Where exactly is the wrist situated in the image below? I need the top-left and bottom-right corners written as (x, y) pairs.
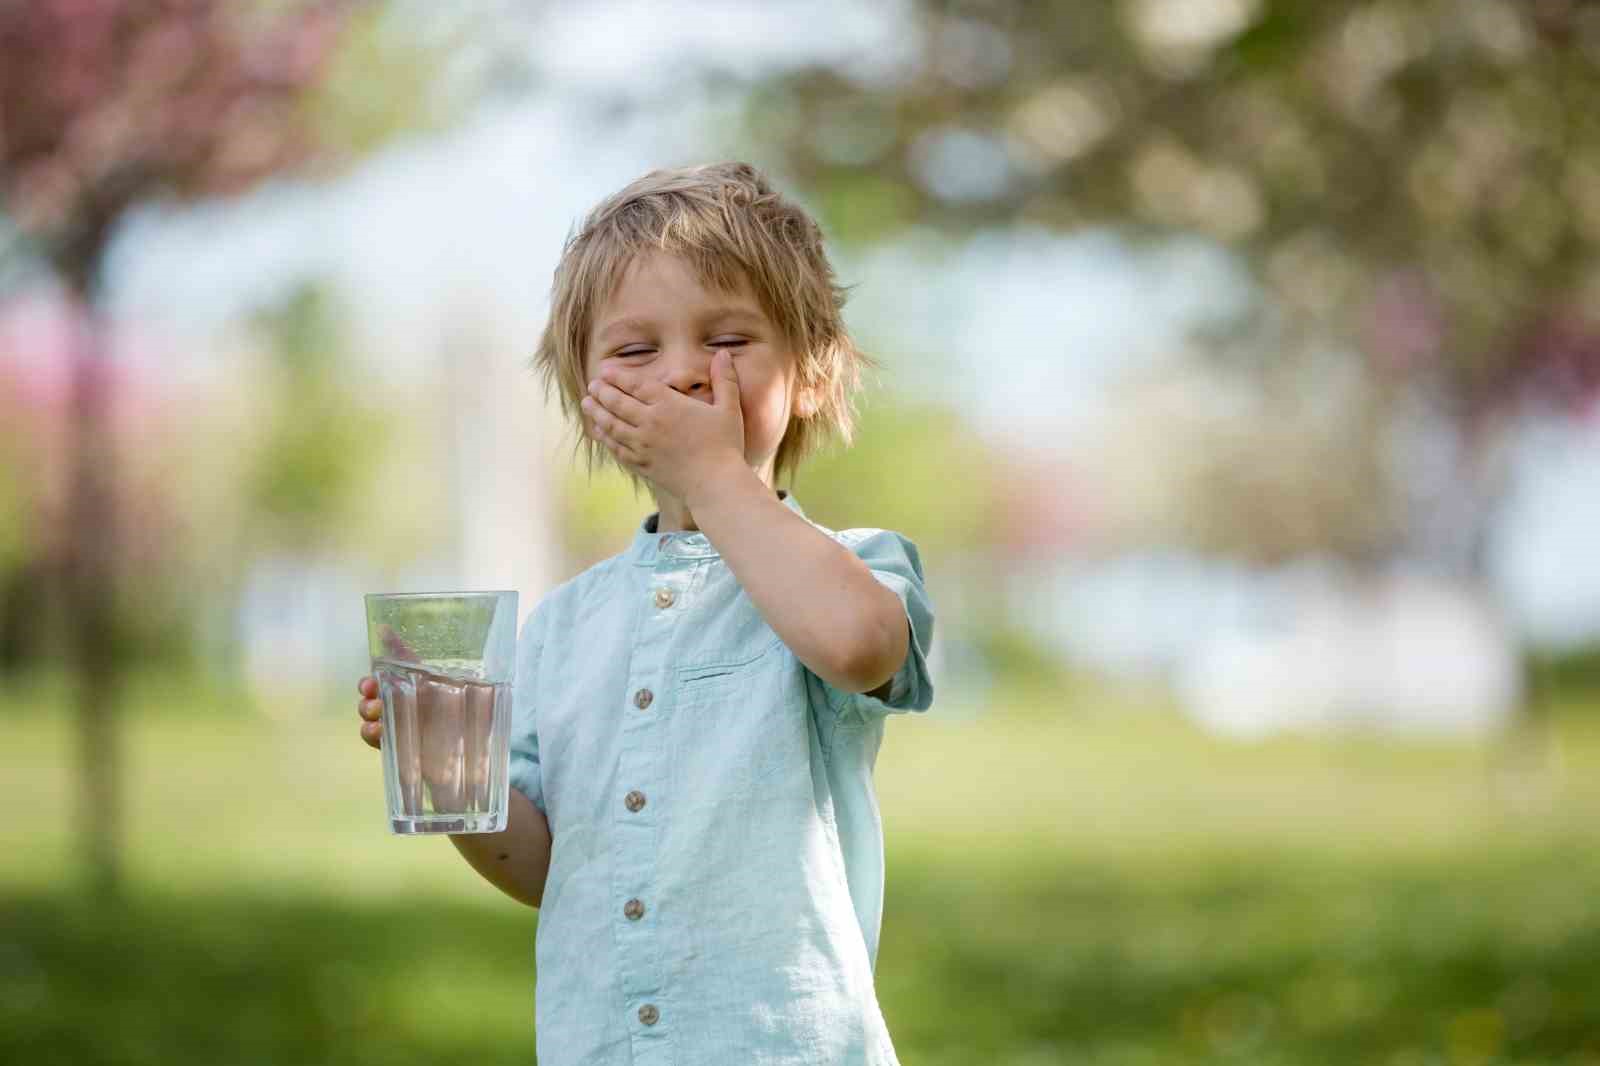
top-left (683, 454), bottom-right (763, 516)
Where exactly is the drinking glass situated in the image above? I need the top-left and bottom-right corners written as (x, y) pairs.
top-left (364, 590), bottom-right (517, 834)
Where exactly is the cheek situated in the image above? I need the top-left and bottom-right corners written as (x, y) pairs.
top-left (743, 386), bottom-right (789, 427)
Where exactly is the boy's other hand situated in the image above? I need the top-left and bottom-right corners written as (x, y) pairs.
top-left (356, 676), bottom-right (383, 749)
top-left (582, 351), bottom-right (746, 505)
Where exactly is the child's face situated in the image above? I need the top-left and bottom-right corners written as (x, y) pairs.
top-left (584, 250), bottom-right (813, 490)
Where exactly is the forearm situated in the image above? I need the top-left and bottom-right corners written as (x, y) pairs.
top-left (688, 462), bottom-right (905, 693)
top-left (448, 786), bottom-right (552, 909)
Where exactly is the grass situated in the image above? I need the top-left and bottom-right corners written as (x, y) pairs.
top-left (7, 674), bottom-right (1600, 1064)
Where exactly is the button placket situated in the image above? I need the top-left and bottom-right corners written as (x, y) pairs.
top-left (611, 564), bottom-right (680, 1023)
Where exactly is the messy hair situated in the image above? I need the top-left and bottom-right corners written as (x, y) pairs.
top-left (530, 160), bottom-right (877, 498)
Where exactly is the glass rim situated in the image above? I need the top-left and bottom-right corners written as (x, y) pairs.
top-left (364, 590), bottom-right (517, 602)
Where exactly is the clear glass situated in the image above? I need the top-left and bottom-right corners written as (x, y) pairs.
top-left (364, 590), bottom-right (518, 834)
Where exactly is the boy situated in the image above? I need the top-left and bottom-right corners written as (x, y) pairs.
top-left (356, 161), bottom-right (935, 1064)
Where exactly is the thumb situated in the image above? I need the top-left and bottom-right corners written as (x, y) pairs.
top-left (713, 349), bottom-right (739, 409)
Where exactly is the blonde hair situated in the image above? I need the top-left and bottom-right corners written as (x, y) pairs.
top-left (530, 160), bottom-right (877, 497)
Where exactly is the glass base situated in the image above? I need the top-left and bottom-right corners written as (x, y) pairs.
top-left (390, 812), bottom-right (506, 835)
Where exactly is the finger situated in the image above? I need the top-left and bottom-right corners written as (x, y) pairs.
top-left (358, 676), bottom-right (376, 698)
top-left (359, 697), bottom-right (383, 722)
top-left (588, 379), bottom-right (649, 423)
top-left (580, 396), bottom-right (607, 435)
top-left (602, 433), bottom-right (645, 468)
top-left (361, 721), bottom-right (382, 749)
top-left (597, 427), bottom-right (646, 471)
top-left (601, 368), bottom-right (661, 403)
top-left (582, 394), bottom-right (640, 439)
top-left (712, 348), bottom-right (739, 409)
top-left (584, 408), bottom-right (614, 448)
top-left (585, 399), bottom-right (642, 450)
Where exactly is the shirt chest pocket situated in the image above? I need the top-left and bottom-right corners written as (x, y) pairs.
top-left (670, 636), bottom-right (805, 795)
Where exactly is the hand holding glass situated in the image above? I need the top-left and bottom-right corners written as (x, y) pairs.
top-left (363, 591), bottom-right (517, 834)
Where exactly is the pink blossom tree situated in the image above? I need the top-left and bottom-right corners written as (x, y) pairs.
top-left (0, 0), bottom-right (367, 897)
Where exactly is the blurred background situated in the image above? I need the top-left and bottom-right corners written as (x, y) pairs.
top-left (5, 1), bottom-right (1600, 1063)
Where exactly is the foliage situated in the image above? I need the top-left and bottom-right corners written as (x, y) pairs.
top-left (1530, 645), bottom-right (1600, 704)
top-left (792, 396), bottom-right (997, 556)
top-left (755, 0), bottom-right (1600, 413)
top-left (0, 0), bottom-right (361, 290)
top-left (750, 0), bottom-right (1600, 573)
top-left (241, 281), bottom-right (388, 556)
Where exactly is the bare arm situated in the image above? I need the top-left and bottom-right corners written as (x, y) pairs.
top-left (687, 461), bottom-right (909, 696)
top-left (448, 786), bottom-right (552, 909)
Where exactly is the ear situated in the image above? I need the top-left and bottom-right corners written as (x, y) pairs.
top-left (794, 385), bottom-right (819, 420)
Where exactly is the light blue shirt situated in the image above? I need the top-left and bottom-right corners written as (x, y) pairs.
top-left (509, 489), bottom-right (935, 1065)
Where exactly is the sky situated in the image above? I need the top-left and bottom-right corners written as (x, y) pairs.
top-left (92, 0), bottom-right (1600, 656)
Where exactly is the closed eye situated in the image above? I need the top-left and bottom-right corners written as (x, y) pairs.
top-left (611, 339), bottom-right (746, 358)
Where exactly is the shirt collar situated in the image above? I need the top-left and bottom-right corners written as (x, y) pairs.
top-left (629, 488), bottom-right (806, 566)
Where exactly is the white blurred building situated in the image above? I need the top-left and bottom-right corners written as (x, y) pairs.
top-left (1174, 569), bottom-right (1521, 738)
top-left (1015, 553), bottom-right (1524, 737)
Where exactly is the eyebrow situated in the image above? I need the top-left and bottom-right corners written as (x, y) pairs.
top-left (594, 306), bottom-right (766, 344)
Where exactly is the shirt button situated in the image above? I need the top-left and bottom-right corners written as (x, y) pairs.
top-left (623, 898), bottom-right (645, 920)
top-left (638, 1004), bottom-right (659, 1026)
top-left (653, 587), bottom-right (675, 609)
top-left (624, 790), bottom-right (646, 812)
top-left (633, 687), bottom-right (653, 710)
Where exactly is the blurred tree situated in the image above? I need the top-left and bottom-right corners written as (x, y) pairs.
top-left (751, 0), bottom-right (1600, 710)
top-left (0, 0), bottom-right (483, 899)
top-left (794, 395), bottom-right (995, 559)
top-left (757, 1), bottom-right (1600, 401)
top-left (1095, 344), bottom-right (1402, 567)
top-left (242, 281), bottom-right (386, 556)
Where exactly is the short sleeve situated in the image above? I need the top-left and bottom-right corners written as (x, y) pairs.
top-left (821, 528), bottom-right (936, 723)
top-left (508, 603), bottom-right (547, 815)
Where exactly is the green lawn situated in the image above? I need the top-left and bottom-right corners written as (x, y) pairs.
top-left (7, 677), bottom-right (1600, 1064)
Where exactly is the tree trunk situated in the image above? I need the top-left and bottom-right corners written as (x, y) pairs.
top-left (1458, 415), bottom-right (1551, 782)
top-left (65, 306), bottom-right (122, 900)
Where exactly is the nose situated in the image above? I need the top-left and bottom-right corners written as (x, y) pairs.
top-left (659, 348), bottom-right (714, 403)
